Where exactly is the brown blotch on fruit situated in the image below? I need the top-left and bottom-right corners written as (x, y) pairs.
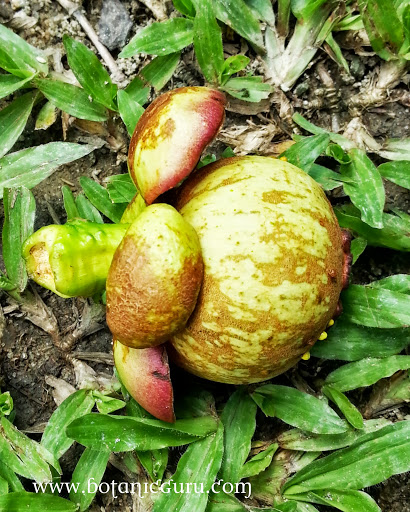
top-left (170, 156), bottom-right (346, 384)
top-left (106, 204), bottom-right (203, 349)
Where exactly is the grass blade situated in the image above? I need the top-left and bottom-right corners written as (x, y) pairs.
top-left (0, 24), bottom-right (48, 78)
top-left (0, 92), bottom-right (36, 159)
top-left (66, 414), bottom-right (218, 451)
top-left (174, 386), bottom-right (215, 419)
top-left (79, 176), bottom-right (126, 223)
top-left (307, 164), bottom-right (344, 190)
top-left (41, 389), bottom-right (95, 459)
top-left (36, 79), bottom-right (108, 121)
top-left (245, 0), bottom-right (276, 25)
top-left (119, 18), bottom-right (194, 57)
top-left (0, 417), bottom-right (53, 484)
top-left (173, 0), bottom-right (196, 17)
top-left (292, 113), bottom-right (354, 149)
top-left (369, 274), bottom-right (410, 293)
top-left (0, 74), bottom-right (34, 100)
top-left (69, 447), bottom-right (110, 511)
top-left (311, 317), bottom-right (409, 361)
top-left (358, 0), bottom-right (404, 59)
top-left (291, 0), bottom-right (328, 19)
top-left (2, 187), bottom-right (35, 292)
top-left (240, 442), bottom-right (278, 479)
top-left (0, 493), bottom-right (77, 511)
top-left (62, 185), bottom-right (80, 221)
top-left (0, 273), bottom-right (15, 291)
top-left (193, 0), bottom-right (224, 84)
top-left (92, 391), bottom-right (125, 415)
top-left (140, 52), bottom-right (180, 91)
top-left (214, 0), bottom-right (264, 52)
top-left (0, 461), bottom-right (24, 492)
top-left (75, 193), bottom-right (104, 223)
top-left (341, 149), bottom-right (385, 229)
top-left (335, 204), bottom-right (410, 251)
top-left (220, 76), bottom-right (273, 102)
top-left (379, 137), bottom-right (410, 160)
top-left (350, 237), bottom-right (367, 264)
top-left (282, 134), bottom-right (330, 171)
top-left (334, 13), bottom-right (364, 31)
top-left (365, 370), bottom-right (410, 416)
top-left (283, 421), bottom-right (410, 493)
top-left (221, 55), bottom-right (250, 85)
top-left (0, 474), bottom-right (8, 494)
top-left (278, 419), bottom-right (390, 452)
top-left (322, 385), bottom-right (364, 429)
top-left (106, 173), bottom-right (138, 203)
top-left (219, 388), bottom-right (257, 484)
top-left (378, 160), bottom-right (410, 189)
top-left (117, 89), bottom-right (144, 136)
top-left (153, 422), bottom-right (224, 512)
top-left (126, 397), bottom-right (169, 482)
top-left (324, 32), bottom-right (350, 73)
top-left (125, 76), bottom-right (150, 104)
top-left (294, 489), bottom-right (381, 512)
top-left (324, 355), bottom-right (410, 392)
top-left (137, 449), bottom-right (168, 482)
top-left (252, 385), bottom-right (348, 434)
top-left (342, 284), bottom-right (410, 328)
top-left (63, 35), bottom-right (117, 110)
top-left (0, 392), bottom-right (13, 417)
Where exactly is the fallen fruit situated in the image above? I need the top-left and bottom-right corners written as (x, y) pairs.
top-left (128, 86), bottom-right (226, 204)
top-left (113, 340), bottom-right (174, 422)
top-left (22, 86), bottom-right (351, 423)
top-left (169, 156), bottom-right (347, 384)
top-left (106, 203), bottom-right (203, 349)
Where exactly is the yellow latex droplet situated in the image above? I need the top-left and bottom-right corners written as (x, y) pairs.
top-left (301, 351), bottom-right (310, 360)
top-left (328, 319), bottom-right (335, 327)
top-left (279, 156), bottom-right (288, 161)
top-left (319, 331), bottom-right (328, 341)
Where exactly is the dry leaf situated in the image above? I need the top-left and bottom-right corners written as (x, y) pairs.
top-left (219, 120), bottom-right (280, 155)
top-left (45, 375), bottom-right (76, 406)
top-left (226, 97), bottom-right (271, 115)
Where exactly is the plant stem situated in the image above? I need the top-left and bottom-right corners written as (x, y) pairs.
top-left (316, 61), bottom-right (341, 133)
top-left (60, 299), bottom-right (106, 352)
top-left (348, 59), bottom-right (409, 113)
top-left (7, 287), bottom-right (60, 342)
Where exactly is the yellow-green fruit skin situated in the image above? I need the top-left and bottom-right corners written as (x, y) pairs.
top-left (106, 204), bottom-right (203, 349)
top-left (128, 86), bottom-right (226, 205)
top-left (170, 156), bottom-right (344, 384)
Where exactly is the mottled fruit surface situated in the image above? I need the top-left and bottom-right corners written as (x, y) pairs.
top-left (106, 204), bottom-right (203, 348)
top-left (113, 340), bottom-right (175, 422)
top-left (170, 156), bottom-right (344, 384)
top-left (128, 86), bottom-right (226, 204)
